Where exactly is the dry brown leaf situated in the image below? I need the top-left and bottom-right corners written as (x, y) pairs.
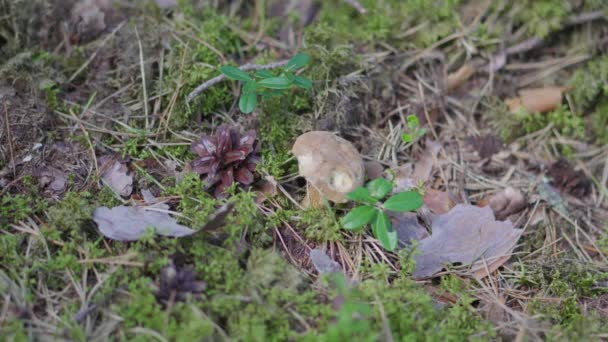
top-left (391, 212), bottom-right (429, 246)
top-left (99, 156), bottom-right (133, 197)
top-left (412, 140), bottom-right (441, 182)
top-left (254, 176), bottom-right (278, 204)
top-left (446, 64), bottom-right (475, 92)
top-left (423, 189), bottom-right (454, 214)
top-left (413, 204), bottom-right (522, 279)
top-left (505, 86), bottom-right (568, 113)
top-left (478, 187), bottom-right (526, 220)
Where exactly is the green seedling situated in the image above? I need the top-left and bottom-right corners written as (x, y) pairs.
top-left (220, 53), bottom-right (312, 113)
top-left (340, 178), bottom-right (423, 251)
top-left (401, 114), bottom-right (426, 143)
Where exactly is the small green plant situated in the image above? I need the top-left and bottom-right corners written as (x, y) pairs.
top-left (401, 114), bottom-right (426, 143)
top-left (340, 178), bottom-right (423, 251)
top-left (220, 53), bottom-right (312, 113)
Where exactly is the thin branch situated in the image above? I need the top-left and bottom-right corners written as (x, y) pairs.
top-left (343, 0), bottom-right (367, 14)
top-left (186, 60), bottom-right (289, 103)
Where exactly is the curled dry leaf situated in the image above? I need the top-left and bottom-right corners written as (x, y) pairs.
top-left (413, 204), bottom-right (522, 280)
top-left (99, 155), bottom-right (133, 197)
top-left (478, 187), bottom-right (527, 220)
top-left (505, 86), bottom-right (568, 113)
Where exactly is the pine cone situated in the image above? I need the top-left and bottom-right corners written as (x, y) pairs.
top-left (154, 261), bottom-right (206, 304)
top-left (190, 125), bottom-right (260, 197)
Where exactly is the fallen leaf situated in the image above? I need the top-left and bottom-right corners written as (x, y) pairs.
top-left (505, 86), bottom-right (568, 113)
top-left (547, 158), bottom-right (591, 198)
top-left (446, 64), bottom-right (475, 92)
top-left (254, 176), bottom-right (278, 204)
top-left (310, 249), bottom-right (342, 275)
top-left (93, 205), bottom-right (195, 241)
top-left (391, 212), bottom-right (429, 246)
top-left (93, 190), bottom-right (234, 241)
top-left (413, 204), bottom-right (522, 279)
top-left (35, 167), bottom-right (67, 192)
top-left (99, 156), bottom-right (133, 197)
top-left (423, 189), bottom-right (454, 214)
top-left (478, 187), bottom-right (526, 220)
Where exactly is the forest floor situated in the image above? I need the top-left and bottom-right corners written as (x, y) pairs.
top-left (1, 1), bottom-right (608, 341)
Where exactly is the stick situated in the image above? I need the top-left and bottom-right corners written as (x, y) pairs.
top-left (343, 0), bottom-right (367, 14)
top-left (186, 60), bottom-right (289, 103)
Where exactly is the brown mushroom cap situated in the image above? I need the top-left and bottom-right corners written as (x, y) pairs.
top-left (292, 131), bottom-right (365, 204)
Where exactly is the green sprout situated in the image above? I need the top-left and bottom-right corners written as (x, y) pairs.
top-left (340, 178), bottom-right (423, 251)
top-left (401, 114), bottom-right (426, 143)
top-left (219, 53), bottom-right (312, 113)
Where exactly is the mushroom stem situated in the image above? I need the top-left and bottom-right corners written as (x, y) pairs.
top-left (301, 183), bottom-right (324, 209)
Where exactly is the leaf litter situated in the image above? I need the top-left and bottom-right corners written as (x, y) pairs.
top-left (413, 204), bottom-right (523, 280)
top-left (93, 189), bottom-right (233, 241)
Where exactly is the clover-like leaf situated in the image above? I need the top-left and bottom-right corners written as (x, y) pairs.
top-left (220, 66), bottom-right (252, 82)
top-left (402, 133), bottom-right (413, 143)
top-left (366, 178), bottom-right (393, 200)
top-left (383, 191), bottom-right (423, 212)
top-left (373, 212), bottom-right (397, 251)
top-left (239, 92), bottom-right (257, 113)
top-left (285, 53), bottom-right (310, 72)
top-left (346, 187), bottom-right (377, 204)
top-left (406, 114), bottom-right (419, 130)
top-left (258, 77), bottom-right (292, 89)
top-left (341, 205), bottom-right (378, 230)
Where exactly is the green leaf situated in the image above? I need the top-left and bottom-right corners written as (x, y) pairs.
top-left (220, 66), bottom-right (252, 82)
top-left (255, 70), bottom-right (274, 78)
top-left (284, 71), bottom-right (296, 82)
top-left (366, 178), bottom-right (393, 200)
top-left (341, 206), bottom-right (378, 230)
top-left (373, 212), bottom-right (397, 251)
top-left (285, 53), bottom-right (310, 72)
top-left (346, 187), bottom-right (377, 204)
top-left (402, 133), bottom-right (413, 143)
top-left (242, 81), bottom-right (257, 94)
top-left (258, 77), bottom-right (292, 89)
top-left (293, 76), bottom-right (312, 89)
top-left (383, 191), bottom-right (423, 212)
top-left (406, 114), bottom-right (419, 130)
top-left (239, 92), bottom-right (257, 113)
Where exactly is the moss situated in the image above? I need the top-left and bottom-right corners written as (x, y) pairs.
top-left (494, 103), bottom-right (585, 143)
top-left (315, 0), bottom-right (462, 47)
top-left (299, 208), bottom-right (342, 243)
top-left (515, 0), bottom-right (570, 38)
top-left (568, 56), bottom-right (608, 113)
top-left (162, 10), bottom-right (242, 129)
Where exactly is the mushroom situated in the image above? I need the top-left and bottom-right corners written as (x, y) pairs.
top-left (291, 131), bottom-right (365, 208)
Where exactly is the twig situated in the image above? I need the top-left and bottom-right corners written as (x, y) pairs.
top-left (3, 102), bottom-right (15, 178)
top-left (135, 27), bottom-right (150, 130)
top-left (186, 60), bottom-right (289, 103)
top-left (343, 0), bottom-right (367, 14)
top-left (489, 10), bottom-right (606, 72)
